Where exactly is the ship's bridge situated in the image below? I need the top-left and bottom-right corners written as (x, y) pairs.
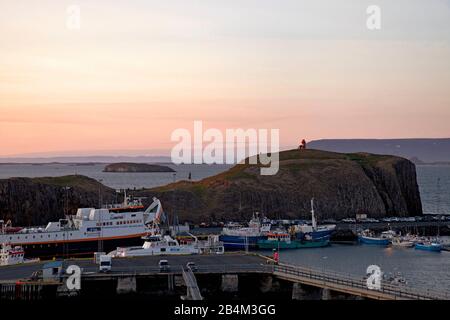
top-left (88, 209), bottom-right (110, 221)
top-left (76, 208), bottom-right (94, 220)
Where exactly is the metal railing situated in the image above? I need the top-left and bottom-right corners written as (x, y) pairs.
top-left (78, 263), bottom-right (271, 278)
top-left (182, 268), bottom-right (203, 300)
top-left (272, 263), bottom-right (449, 300)
top-left (64, 260), bottom-right (449, 300)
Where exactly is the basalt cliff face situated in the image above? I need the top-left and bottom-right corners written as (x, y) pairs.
top-left (0, 176), bottom-right (115, 226)
top-left (137, 149), bottom-right (423, 222)
top-left (0, 149), bottom-right (423, 225)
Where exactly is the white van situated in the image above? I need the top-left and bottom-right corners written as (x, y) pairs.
top-left (99, 255), bottom-right (112, 272)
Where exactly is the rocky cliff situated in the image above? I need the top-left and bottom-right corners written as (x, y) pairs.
top-left (136, 149), bottom-right (423, 222)
top-left (0, 149), bottom-right (423, 225)
top-left (0, 175), bottom-right (116, 226)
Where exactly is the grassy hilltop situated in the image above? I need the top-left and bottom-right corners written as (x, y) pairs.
top-left (138, 149), bottom-right (422, 222)
top-left (0, 149), bottom-right (422, 225)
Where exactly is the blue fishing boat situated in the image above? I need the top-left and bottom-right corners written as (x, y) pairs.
top-left (293, 199), bottom-right (336, 241)
top-left (415, 242), bottom-right (442, 252)
top-left (358, 230), bottom-right (391, 246)
top-left (219, 213), bottom-right (271, 250)
top-left (257, 232), bottom-right (329, 250)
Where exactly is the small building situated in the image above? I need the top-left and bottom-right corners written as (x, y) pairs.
top-left (356, 213), bottom-right (368, 221)
top-left (42, 261), bottom-right (63, 281)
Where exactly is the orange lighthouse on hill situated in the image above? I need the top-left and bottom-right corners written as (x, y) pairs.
top-left (298, 139), bottom-right (307, 150)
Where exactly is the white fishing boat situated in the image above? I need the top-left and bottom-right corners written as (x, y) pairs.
top-left (109, 234), bottom-right (224, 257)
top-left (0, 243), bottom-right (39, 266)
top-left (381, 230), bottom-right (397, 239)
top-left (391, 237), bottom-right (414, 248)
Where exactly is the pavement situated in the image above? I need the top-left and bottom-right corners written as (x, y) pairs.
top-left (0, 253), bottom-right (269, 281)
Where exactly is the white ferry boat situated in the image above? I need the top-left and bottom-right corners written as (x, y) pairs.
top-left (0, 196), bottom-right (165, 259)
top-left (109, 234), bottom-right (224, 257)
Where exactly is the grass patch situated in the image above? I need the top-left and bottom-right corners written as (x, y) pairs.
top-left (31, 175), bottom-right (109, 192)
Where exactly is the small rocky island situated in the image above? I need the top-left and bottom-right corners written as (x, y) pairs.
top-left (103, 162), bottom-right (175, 173)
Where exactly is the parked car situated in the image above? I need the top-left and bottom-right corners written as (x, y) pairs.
top-left (159, 259), bottom-right (170, 272)
top-left (341, 218), bottom-right (356, 223)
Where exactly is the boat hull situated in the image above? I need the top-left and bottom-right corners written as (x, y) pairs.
top-left (358, 236), bottom-right (390, 246)
top-left (414, 243), bottom-right (442, 252)
top-left (16, 236), bottom-right (145, 259)
top-left (113, 247), bottom-right (199, 257)
top-left (392, 241), bottom-right (414, 248)
top-left (257, 239), bottom-right (329, 250)
top-left (219, 235), bottom-right (264, 250)
top-left (295, 227), bottom-right (335, 241)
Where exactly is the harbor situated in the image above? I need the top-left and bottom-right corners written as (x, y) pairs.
top-left (1, 253), bottom-right (448, 301)
top-left (1, 1), bottom-right (450, 317)
top-left (1, 194), bottom-right (450, 301)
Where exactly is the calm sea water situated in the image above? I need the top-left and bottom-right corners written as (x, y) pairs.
top-left (0, 163), bottom-right (232, 190)
top-left (259, 242), bottom-right (450, 293)
top-left (416, 165), bottom-right (450, 215)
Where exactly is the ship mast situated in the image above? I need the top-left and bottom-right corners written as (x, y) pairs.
top-left (123, 190), bottom-right (129, 207)
top-left (311, 198), bottom-right (317, 229)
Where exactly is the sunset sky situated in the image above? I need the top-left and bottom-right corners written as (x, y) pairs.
top-left (1, 0), bottom-right (449, 157)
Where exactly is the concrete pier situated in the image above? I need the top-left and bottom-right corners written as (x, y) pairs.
top-left (292, 283), bottom-right (309, 300)
top-left (116, 277), bottom-right (137, 294)
top-left (1, 253), bottom-right (448, 301)
top-left (259, 275), bottom-right (273, 293)
top-left (221, 274), bottom-right (238, 292)
top-left (321, 288), bottom-right (331, 300)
